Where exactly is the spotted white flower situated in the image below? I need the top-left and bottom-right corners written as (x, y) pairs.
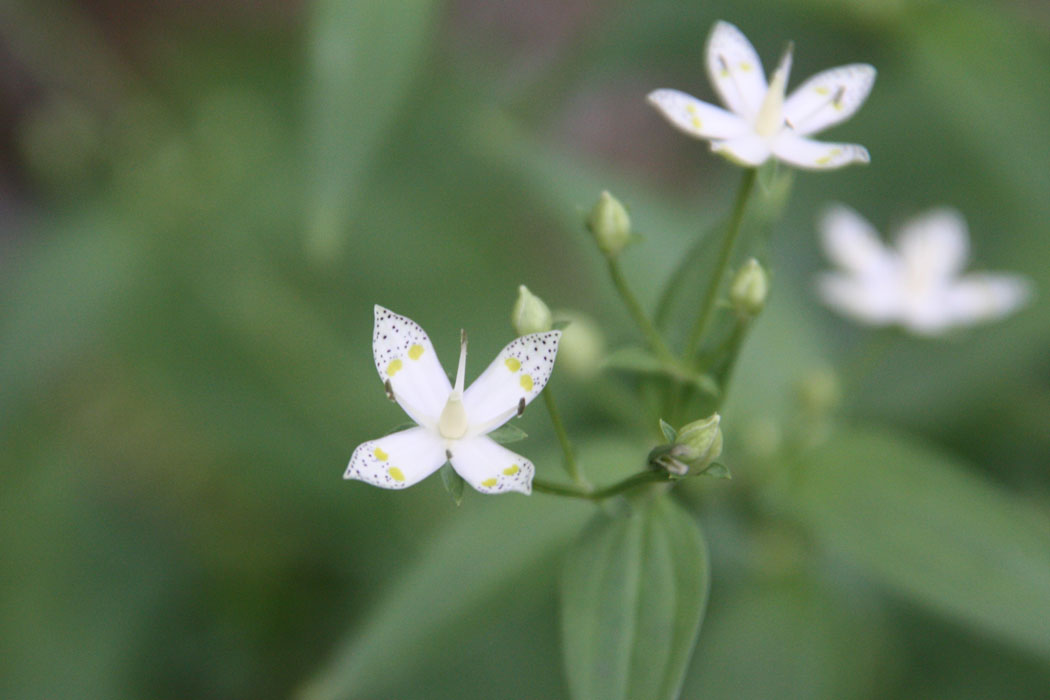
top-left (345, 306), bottom-right (561, 494)
top-left (647, 21), bottom-right (875, 170)
top-left (817, 205), bottom-right (1033, 335)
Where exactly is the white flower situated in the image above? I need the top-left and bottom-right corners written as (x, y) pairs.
top-left (817, 205), bottom-right (1033, 335)
top-left (345, 306), bottom-right (561, 494)
top-left (647, 21), bottom-right (875, 170)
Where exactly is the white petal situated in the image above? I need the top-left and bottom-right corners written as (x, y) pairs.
top-left (647, 89), bottom-right (749, 140)
top-left (705, 21), bottom-right (768, 119)
top-left (345, 427), bottom-right (447, 489)
top-left (373, 306), bottom-right (452, 428)
top-left (462, 330), bottom-right (561, 434)
top-left (946, 273), bottom-right (1033, 326)
top-left (783, 64), bottom-right (876, 136)
top-left (449, 436), bottom-right (534, 495)
top-left (771, 134), bottom-right (869, 170)
top-left (895, 208), bottom-right (970, 283)
top-left (710, 133), bottom-right (772, 166)
top-left (819, 203), bottom-right (894, 275)
top-left (818, 271), bottom-right (902, 326)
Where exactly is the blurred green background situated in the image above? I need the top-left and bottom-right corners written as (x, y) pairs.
top-left (1, 0), bottom-right (1048, 698)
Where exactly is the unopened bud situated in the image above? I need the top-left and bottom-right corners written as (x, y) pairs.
top-left (730, 258), bottom-right (768, 318)
top-left (675, 413), bottom-right (723, 469)
top-left (511, 285), bottom-right (553, 336)
top-left (586, 191), bottom-right (631, 257)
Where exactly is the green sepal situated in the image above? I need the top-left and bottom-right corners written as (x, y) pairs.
top-left (699, 462), bottom-right (731, 480)
top-left (487, 423), bottom-right (528, 444)
top-left (659, 419), bottom-right (677, 443)
top-left (440, 462), bottom-right (465, 506)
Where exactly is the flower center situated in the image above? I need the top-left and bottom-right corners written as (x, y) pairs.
top-left (438, 395), bottom-right (469, 439)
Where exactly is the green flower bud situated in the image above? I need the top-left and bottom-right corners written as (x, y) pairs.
top-left (730, 258), bottom-right (769, 318)
top-left (675, 413), bottom-right (723, 470)
top-left (586, 190), bottom-right (631, 257)
top-left (511, 285), bottom-right (553, 336)
top-left (552, 309), bottom-right (605, 380)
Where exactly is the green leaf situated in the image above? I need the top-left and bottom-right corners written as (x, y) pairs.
top-left (487, 423), bottom-right (528, 444)
top-left (793, 426), bottom-right (1050, 658)
top-left (439, 463), bottom-right (464, 506)
top-left (604, 347), bottom-right (719, 397)
top-left (305, 0), bottom-right (438, 260)
top-left (683, 576), bottom-right (889, 700)
top-left (700, 462), bottom-right (731, 480)
top-left (561, 496), bottom-right (710, 700)
top-left (658, 419), bottom-right (677, 443)
top-left (298, 495), bottom-right (592, 700)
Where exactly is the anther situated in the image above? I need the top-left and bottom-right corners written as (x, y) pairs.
top-left (384, 379), bottom-right (395, 402)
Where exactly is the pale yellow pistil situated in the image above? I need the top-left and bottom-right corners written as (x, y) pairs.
top-left (754, 43), bottom-right (793, 139)
top-left (438, 329), bottom-right (470, 440)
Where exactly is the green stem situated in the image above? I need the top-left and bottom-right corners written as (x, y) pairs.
top-left (684, 168), bottom-right (757, 358)
top-left (607, 257), bottom-right (676, 364)
top-left (532, 469), bottom-right (671, 501)
top-left (543, 389), bottom-right (585, 486)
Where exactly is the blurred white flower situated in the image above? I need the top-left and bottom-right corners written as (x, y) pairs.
top-left (648, 21), bottom-right (875, 170)
top-left (817, 205), bottom-right (1032, 335)
top-left (345, 306), bottom-right (560, 494)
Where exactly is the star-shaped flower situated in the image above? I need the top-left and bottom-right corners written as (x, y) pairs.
top-left (647, 21), bottom-right (875, 170)
top-left (817, 205), bottom-right (1033, 335)
top-left (345, 306), bottom-right (561, 494)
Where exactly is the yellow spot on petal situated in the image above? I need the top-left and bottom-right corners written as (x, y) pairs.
top-left (386, 359), bottom-right (403, 376)
top-left (389, 467), bottom-right (406, 482)
top-left (815, 86), bottom-right (830, 96)
top-left (816, 155), bottom-right (832, 165)
top-left (481, 478), bottom-right (498, 488)
top-left (720, 68), bottom-right (730, 78)
top-left (374, 447), bottom-right (389, 461)
top-left (503, 464), bottom-right (520, 476)
top-left (740, 61), bottom-right (753, 72)
top-left (691, 116), bottom-right (703, 129)
top-left (408, 344), bottom-right (424, 360)
top-left (520, 374), bottom-right (534, 392)
top-left (505, 357), bottom-right (521, 372)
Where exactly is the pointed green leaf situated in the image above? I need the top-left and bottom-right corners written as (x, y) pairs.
top-left (793, 426), bottom-right (1050, 659)
top-left (487, 423), bottom-right (529, 444)
top-left (659, 419), bottom-right (677, 443)
top-left (561, 496), bottom-right (710, 700)
top-left (305, 0), bottom-right (438, 259)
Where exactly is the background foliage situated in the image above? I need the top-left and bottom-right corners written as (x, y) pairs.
top-left (1, 0), bottom-right (1048, 697)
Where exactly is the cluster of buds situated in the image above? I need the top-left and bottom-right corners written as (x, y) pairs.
top-left (649, 413), bottom-right (725, 477)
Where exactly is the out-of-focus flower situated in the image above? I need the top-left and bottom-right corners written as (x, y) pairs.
top-left (345, 306), bottom-right (560, 494)
top-left (817, 205), bottom-right (1032, 335)
top-left (648, 20), bottom-right (875, 170)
